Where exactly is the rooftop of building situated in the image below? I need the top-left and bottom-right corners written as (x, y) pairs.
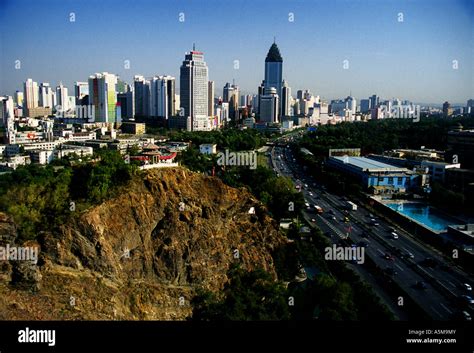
top-left (265, 43), bottom-right (283, 63)
top-left (331, 156), bottom-right (411, 173)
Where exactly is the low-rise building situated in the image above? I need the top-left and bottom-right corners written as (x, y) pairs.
top-left (121, 122), bottom-right (146, 135)
top-left (420, 160), bottom-right (460, 183)
top-left (327, 156), bottom-right (417, 194)
top-left (30, 150), bottom-right (54, 165)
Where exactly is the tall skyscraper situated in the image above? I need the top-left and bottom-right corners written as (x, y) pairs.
top-left (56, 82), bottom-right (69, 111)
top-left (370, 94), bottom-right (379, 110)
top-left (150, 75), bottom-right (175, 119)
top-left (208, 81), bottom-right (215, 117)
top-left (264, 42), bottom-right (283, 113)
top-left (180, 46), bottom-right (210, 131)
top-left (360, 99), bottom-right (371, 113)
top-left (0, 96), bottom-right (15, 143)
top-left (88, 72), bottom-right (118, 123)
top-left (223, 82), bottom-right (239, 121)
top-left (39, 83), bottom-right (53, 108)
top-left (24, 78), bottom-right (38, 110)
top-left (134, 75), bottom-right (150, 117)
top-left (281, 80), bottom-right (291, 117)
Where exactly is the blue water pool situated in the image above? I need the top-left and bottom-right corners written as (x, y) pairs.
top-left (386, 203), bottom-right (459, 232)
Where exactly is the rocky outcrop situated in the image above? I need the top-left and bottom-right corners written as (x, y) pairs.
top-left (0, 167), bottom-right (289, 320)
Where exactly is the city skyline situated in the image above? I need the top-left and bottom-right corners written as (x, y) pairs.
top-left (0, 0), bottom-right (472, 103)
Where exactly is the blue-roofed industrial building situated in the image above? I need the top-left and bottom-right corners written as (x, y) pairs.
top-left (326, 156), bottom-right (418, 194)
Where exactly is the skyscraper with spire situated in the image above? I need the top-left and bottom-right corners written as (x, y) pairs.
top-left (264, 41), bottom-right (283, 114)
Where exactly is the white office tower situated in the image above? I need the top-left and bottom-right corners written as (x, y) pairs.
top-left (260, 87), bottom-right (279, 123)
top-left (149, 75), bottom-right (176, 119)
top-left (281, 80), bottom-right (291, 117)
top-left (220, 102), bottom-right (229, 125)
top-left (56, 82), bottom-right (69, 112)
top-left (24, 78), bottom-right (39, 110)
top-left (39, 83), bottom-right (54, 108)
top-left (88, 72), bottom-right (118, 123)
top-left (180, 46), bottom-right (210, 131)
top-left (208, 81), bottom-right (215, 117)
top-left (0, 96), bottom-right (15, 143)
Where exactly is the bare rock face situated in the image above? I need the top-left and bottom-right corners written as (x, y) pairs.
top-left (0, 168), bottom-right (289, 320)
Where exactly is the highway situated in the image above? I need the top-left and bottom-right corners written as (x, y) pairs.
top-left (269, 140), bottom-right (474, 320)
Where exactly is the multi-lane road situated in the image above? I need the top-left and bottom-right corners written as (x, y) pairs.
top-left (269, 142), bottom-right (473, 320)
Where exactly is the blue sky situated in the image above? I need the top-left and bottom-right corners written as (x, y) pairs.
top-left (0, 0), bottom-right (472, 104)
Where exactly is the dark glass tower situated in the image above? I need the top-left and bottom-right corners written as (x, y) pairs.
top-left (264, 42), bottom-right (283, 114)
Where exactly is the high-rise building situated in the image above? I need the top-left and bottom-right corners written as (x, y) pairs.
top-left (75, 82), bottom-right (89, 105)
top-left (360, 99), bottom-right (371, 114)
top-left (257, 80), bottom-right (265, 115)
top-left (180, 46), bottom-right (210, 131)
top-left (264, 42), bottom-right (283, 114)
top-left (24, 78), bottom-right (38, 110)
top-left (467, 99), bottom-right (474, 114)
top-left (150, 75), bottom-right (175, 119)
top-left (281, 80), bottom-right (291, 117)
top-left (208, 81), bottom-right (215, 117)
top-left (88, 72), bottom-right (118, 123)
top-left (443, 101), bottom-right (453, 117)
top-left (0, 96), bottom-right (15, 143)
top-left (223, 82), bottom-right (239, 122)
top-left (117, 91), bottom-right (134, 120)
top-left (15, 91), bottom-right (24, 107)
top-left (39, 83), bottom-right (53, 108)
top-left (134, 75), bottom-right (150, 117)
top-left (369, 94), bottom-right (379, 110)
top-left (56, 82), bottom-right (69, 111)
top-left (260, 87), bottom-right (279, 123)
top-left (346, 96), bottom-right (356, 115)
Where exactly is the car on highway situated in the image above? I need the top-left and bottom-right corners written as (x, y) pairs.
top-left (311, 219), bottom-right (316, 223)
top-left (460, 283), bottom-right (472, 291)
top-left (309, 192), bottom-right (313, 196)
top-left (405, 251), bottom-right (415, 259)
top-left (384, 253), bottom-right (395, 261)
top-left (391, 232), bottom-right (399, 239)
top-left (459, 295), bottom-right (474, 305)
top-left (462, 311), bottom-right (472, 320)
top-left (331, 216), bottom-right (337, 221)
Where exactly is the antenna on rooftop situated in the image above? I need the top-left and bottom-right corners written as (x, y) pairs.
top-left (193, 43), bottom-right (196, 51)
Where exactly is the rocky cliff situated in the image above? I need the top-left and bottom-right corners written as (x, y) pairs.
top-left (0, 167), bottom-right (289, 320)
